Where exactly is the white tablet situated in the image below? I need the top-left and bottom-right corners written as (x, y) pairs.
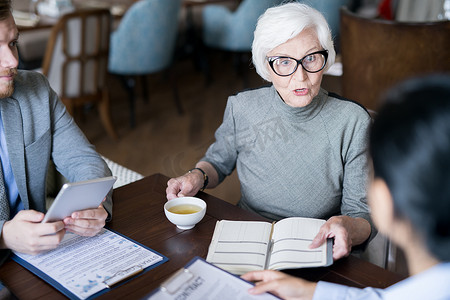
top-left (42, 176), bottom-right (116, 223)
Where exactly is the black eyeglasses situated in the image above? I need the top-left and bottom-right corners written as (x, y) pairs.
top-left (267, 50), bottom-right (328, 76)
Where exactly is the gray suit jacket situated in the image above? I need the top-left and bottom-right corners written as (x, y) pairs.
top-left (0, 70), bottom-right (112, 263)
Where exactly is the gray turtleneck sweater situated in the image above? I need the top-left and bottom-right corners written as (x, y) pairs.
top-left (201, 85), bottom-right (372, 228)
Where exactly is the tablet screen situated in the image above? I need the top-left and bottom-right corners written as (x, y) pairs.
top-left (42, 176), bottom-right (116, 223)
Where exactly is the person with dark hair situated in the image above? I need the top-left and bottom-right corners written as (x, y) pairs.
top-left (0, 0), bottom-right (113, 264)
top-left (241, 74), bottom-right (450, 299)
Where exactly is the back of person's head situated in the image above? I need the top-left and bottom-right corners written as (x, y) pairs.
top-left (0, 0), bottom-right (11, 20)
top-left (252, 2), bottom-right (335, 82)
top-left (370, 74), bottom-right (450, 262)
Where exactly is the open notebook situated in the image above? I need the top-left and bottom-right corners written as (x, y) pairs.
top-left (206, 217), bottom-right (333, 275)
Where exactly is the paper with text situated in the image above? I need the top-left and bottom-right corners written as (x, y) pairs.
top-left (13, 228), bottom-right (165, 299)
top-left (147, 257), bottom-right (280, 299)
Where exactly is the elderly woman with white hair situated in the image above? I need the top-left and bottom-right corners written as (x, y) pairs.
top-left (166, 2), bottom-right (374, 259)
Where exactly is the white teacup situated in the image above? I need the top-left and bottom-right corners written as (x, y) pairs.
top-left (164, 197), bottom-right (207, 230)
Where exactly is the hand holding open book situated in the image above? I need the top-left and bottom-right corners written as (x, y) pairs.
top-left (206, 217), bottom-right (333, 275)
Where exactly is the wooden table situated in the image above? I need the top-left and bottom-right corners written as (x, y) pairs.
top-left (0, 173), bottom-right (406, 299)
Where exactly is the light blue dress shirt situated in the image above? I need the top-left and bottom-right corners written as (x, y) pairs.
top-left (0, 113), bottom-right (22, 217)
top-left (313, 262), bottom-right (450, 300)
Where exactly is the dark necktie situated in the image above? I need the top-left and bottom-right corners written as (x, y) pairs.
top-left (0, 162), bottom-right (10, 220)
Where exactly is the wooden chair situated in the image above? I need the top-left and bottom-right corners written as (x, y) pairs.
top-left (340, 7), bottom-right (450, 111)
top-left (42, 8), bottom-right (118, 139)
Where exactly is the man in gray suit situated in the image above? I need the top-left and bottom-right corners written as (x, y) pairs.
top-left (0, 0), bottom-right (112, 262)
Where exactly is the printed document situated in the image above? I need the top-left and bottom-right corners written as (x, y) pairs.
top-left (147, 257), bottom-right (280, 299)
top-left (13, 228), bottom-right (167, 299)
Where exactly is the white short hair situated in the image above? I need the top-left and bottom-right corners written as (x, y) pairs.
top-left (252, 2), bottom-right (336, 82)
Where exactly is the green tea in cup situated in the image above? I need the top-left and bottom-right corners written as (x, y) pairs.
top-left (168, 204), bottom-right (202, 214)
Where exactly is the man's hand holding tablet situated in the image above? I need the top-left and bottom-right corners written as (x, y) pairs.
top-left (43, 176), bottom-right (116, 236)
top-left (0, 177), bottom-right (116, 255)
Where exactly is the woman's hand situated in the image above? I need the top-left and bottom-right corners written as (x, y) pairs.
top-left (166, 170), bottom-right (204, 200)
top-left (309, 216), bottom-right (371, 260)
top-left (0, 210), bottom-right (65, 255)
top-left (166, 162), bottom-right (218, 200)
top-left (241, 270), bottom-right (317, 300)
top-left (63, 203), bottom-right (108, 236)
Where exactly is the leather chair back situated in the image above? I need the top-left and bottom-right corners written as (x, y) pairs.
top-left (340, 7), bottom-right (450, 110)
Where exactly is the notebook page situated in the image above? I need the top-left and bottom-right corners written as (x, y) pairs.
top-left (269, 217), bottom-right (327, 270)
top-left (206, 220), bottom-right (272, 275)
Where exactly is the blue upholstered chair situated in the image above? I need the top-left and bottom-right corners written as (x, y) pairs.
top-left (201, 0), bottom-right (282, 85)
top-left (302, 0), bottom-right (351, 44)
top-left (108, 0), bottom-right (182, 128)
top-left (202, 0), bottom-right (282, 52)
top-left (202, 0), bottom-right (349, 54)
